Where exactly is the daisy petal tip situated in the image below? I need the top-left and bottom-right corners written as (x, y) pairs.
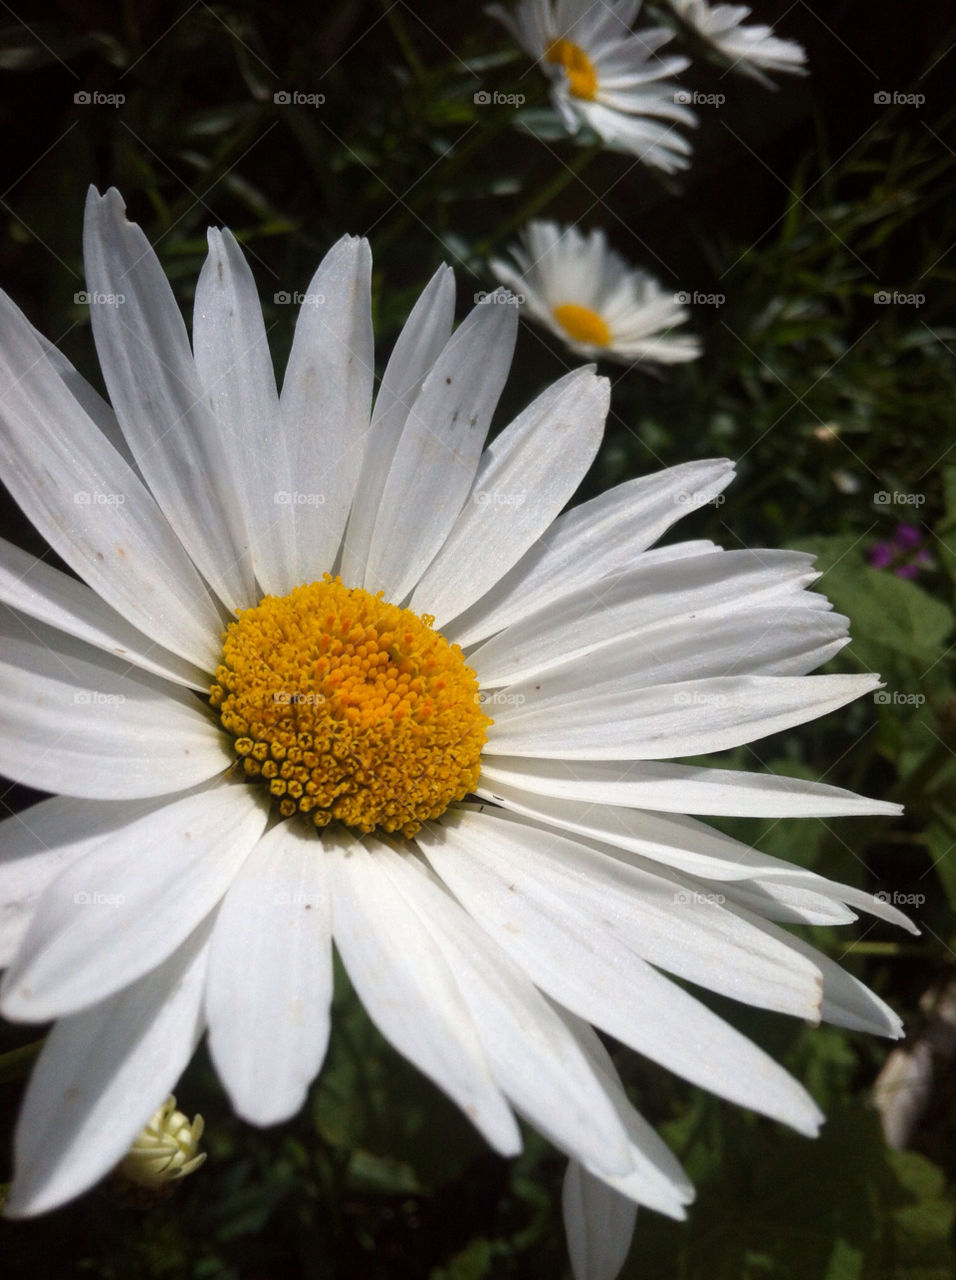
top-left (2, 1182), bottom-right (42, 1221)
top-left (0, 975), bottom-right (41, 1025)
top-left (233, 1091), bottom-right (305, 1130)
top-left (796, 1103), bottom-right (826, 1139)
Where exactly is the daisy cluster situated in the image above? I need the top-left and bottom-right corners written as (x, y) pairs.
top-left (0, 8), bottom-right (903, 1280)
top-left (484, 0), bottom-right (806, 370)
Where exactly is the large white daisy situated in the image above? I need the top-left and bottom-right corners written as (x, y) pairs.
top-left (668, 0), bottom-right (807, 87)
top-left (491, 219), bottom-right (701, 365)
top-left (0, 190), bottom-right (911, 1277)
top-left (488, 0), bottom-right (696, 171)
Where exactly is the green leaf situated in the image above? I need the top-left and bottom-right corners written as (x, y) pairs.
top-left (790, 535), bottom-right (952, 672)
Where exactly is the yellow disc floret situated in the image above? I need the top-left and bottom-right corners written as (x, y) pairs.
top-left (546, 39), bottom-right (599, 100)
top-left (211, 576), bottom-right (491, 838)
top-left (552, 302), bottom-right (612, 348)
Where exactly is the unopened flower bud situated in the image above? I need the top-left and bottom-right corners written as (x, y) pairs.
top-left (104, 1095), bottom-right (205, 1206)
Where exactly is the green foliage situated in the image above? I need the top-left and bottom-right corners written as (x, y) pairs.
top-left (627, 1104), bottom-right (955, 1280)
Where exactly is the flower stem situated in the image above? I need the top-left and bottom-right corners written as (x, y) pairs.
top-left (473, 139), bottom-right (603, 258)
top-left (0, 1037), bottom-right (44, 1084)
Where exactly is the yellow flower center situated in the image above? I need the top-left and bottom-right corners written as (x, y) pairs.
top-left (552, 302), bottom-right (612, 347)
top-left (211, 576), bottom-right (490, 838)
top-left (546, 38), bottom-right (598, 100)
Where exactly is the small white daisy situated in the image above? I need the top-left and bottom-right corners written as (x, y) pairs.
top-left (669, 0), bottom-right (807, 87)
top-left (0, 190), bottom-right (911, 1280)
top-left (491, 219), bottom-right (701, 365)
top-left (488, 0), bottom-right (696, 171)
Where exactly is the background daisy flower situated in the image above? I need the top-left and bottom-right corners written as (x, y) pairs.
top-left (491, 219), bottom-right (701, 365)
top-left (668, 0), bottom-right (807, 87)
top-left (488, 0), bottom-right (697, 170)
top-left (0, 191), bottom-right (911, 1276)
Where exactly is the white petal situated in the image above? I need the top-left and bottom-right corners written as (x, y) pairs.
top-left (563, 1160), bottom-right (637, 1280)
top-left (193, 228), bottom-right (294, 597)
top-left (25, 314), bottom-right (134, 467)
top-left (497, 601), bottom-right (849, 703)
top-left (479, 757), bottom-right (902, 818)
top-left (342, 265), bottom-right (457, 587)
top-left (556, 1011), bottom-right (694, 1212)
top-left (0, 795), bottom-right (163, 967)
top-left (424, 811), bottom-right (823, 1135)
top-left (0, 284), bottom-right (222, 669)
top-left (448, 459), bottom-right (734, 646)
top-left (476, 780), bottom-right (838, 882)
top-left (206, 819), bottom-right (333, 1125)
top-left (469, 548), bottom-right (819, 686)
top-left (0, 535), bottom-right (208, 690)
top-left (718, 878), bottom-right (859, 926)
top-left (487, 673), bottom-right (882, 760)
top-left (436, 806), bottom-right (824, 1021)
top-left (1, 781), bottom-right (267, 1021)
top-left (0, 616), bottom-right (230, 799)
top-left (3, 917), bottom-right (211, 1217)
top-left (279, 235), bottom-right (374, 586)
top-left (479, 781), bottom-right (915, 931)
top-left (83, 187), bottom-right (256, 608)
top-left (410, 368), bottom-right (608, 626)
top-left (362, 291), bottom-right (517, 602)
top-left (326, 832), bottom-right (521, 1155)
top-left (368, 839), bottom-right (634, 1181)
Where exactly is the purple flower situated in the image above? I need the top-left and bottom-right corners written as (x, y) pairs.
top-left (868, 524), bottom-right (932, 578)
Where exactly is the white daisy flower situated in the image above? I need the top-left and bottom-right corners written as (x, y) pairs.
top-left (0, 191), bottom-right (911, 1276)
top-left (491, 220), bottom-right (700, 365)
top-left (488, 0), bottom-right (696, 171)
top-left (669, 0), bottom-right (807, 87)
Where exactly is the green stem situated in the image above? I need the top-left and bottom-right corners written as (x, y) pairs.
top-left (374, 80), bottom-right (547, 256)
top-left (0, 1037), bottom-right (45, 1084)
top-left (830, 942), bottom-right (927, 957)
top-left (159, 109), bottom-right (272, 240)
top-left (473, 140), bottom-right (602, 257)
top-left (382, 0), bottom-right (426, 82)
